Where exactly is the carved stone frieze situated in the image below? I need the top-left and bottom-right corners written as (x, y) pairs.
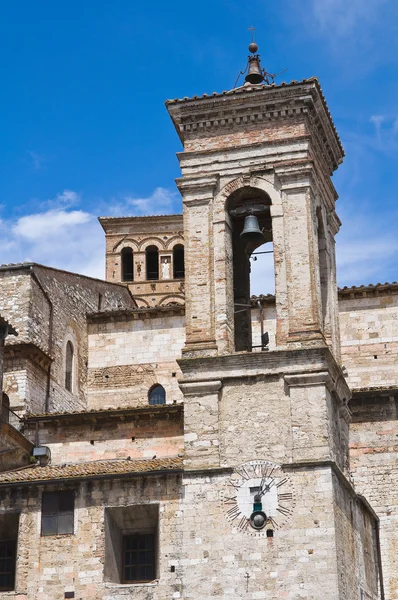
top-left (87, 363), bottom-right (157, 389)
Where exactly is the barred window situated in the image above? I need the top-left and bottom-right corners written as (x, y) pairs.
top-left (41, 491), bottom-right (74, 536)
top-left (0, 541), bottom-right (16, 591)
top-left (122, 533), bottom-right (155, 583)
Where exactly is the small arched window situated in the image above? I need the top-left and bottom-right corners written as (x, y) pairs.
top-left (65, 341), bottom-right (74, 392)
top-left (173, 244), bottom-right (185, 279)
top-left (121, 247), bottom-right (134, 282)
top-left (1, 393), bottom-right (10, 423)
top-left (148, 385), bottom-right (166, 406)
top-left (146, 246), bottom-right (159, 280)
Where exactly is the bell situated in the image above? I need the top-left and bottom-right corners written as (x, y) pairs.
top-left (240, 215), bottom-right (265, 245)
top-left (245, 55), bottom-right (264, 85)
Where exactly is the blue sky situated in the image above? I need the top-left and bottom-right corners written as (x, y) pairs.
top-left (0, 0), bottom-right (397, 292)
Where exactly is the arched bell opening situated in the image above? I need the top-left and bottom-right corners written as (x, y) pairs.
top-left (317, 208), bottom-right (329, 332)
top-left (227, 187), bottom-right (273, 352)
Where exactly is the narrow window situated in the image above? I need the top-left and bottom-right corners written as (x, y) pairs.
top-left (122, 533), bottom-right (156, 583)
top-left (148, 385), bottom-right (166, 406)
top-left (41, 491), bottom-right (74, 536)
top-left (0, 541), bottom-right (16, 591)
top-left (146, 246), bottom-right (159, 280)
top-left (173, 244), bottom-right (185, 279)
top-left (1, 393), bottom-right (10, 424)
top-left (121, 247), bottom-right (134, 282)
top-left (65, 341), bottom-right (74, 392)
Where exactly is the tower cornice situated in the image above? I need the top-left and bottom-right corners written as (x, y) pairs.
top-left (166, 78), bottom-right (344, 175)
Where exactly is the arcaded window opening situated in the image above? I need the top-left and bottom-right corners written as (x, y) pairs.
top-left (121, 247), bottom-right (134, 282)
top-left (1, 393), bottom-right (10, 423)
top-left (148, 385), bottom-right (166, 406)
top-left (146, 246), bottom-right (159, 280)
top-left (173, 244), bottom-right (185, 279)
top-left (227, 187), bottom-right (273, 352)
top-left (317, 208), bottom-right (329, 331)
top-left (65, 341), bottom-right (74, 392)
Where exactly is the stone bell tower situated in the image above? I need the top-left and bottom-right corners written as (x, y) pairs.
top-left (166, 40), bottom-right (382, 600)
top-left (167, 42), bottom-right (343, 361)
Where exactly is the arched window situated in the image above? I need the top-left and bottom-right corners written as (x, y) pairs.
top-left (1, 393), bottom-right (10, 423)
top-left (65, 341), bottom-right (74, 392)
top-left (173, 245), bottom-right (185, 279)
top-left (148, 385), bottom-right (166, 406)
top-left (146, 246), bottom-right (159, 280)
top-left (121, 247), bottom-right (134, 282)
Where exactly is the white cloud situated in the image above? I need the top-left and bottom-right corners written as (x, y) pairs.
top-left (311, 0), bottom-right (389, 36)
top-left (123, 187), bottom-right (179, 216)
top-left (13, 209), bottom-right (91, 241)
top-left (1, 187), bottom-right (180, 279)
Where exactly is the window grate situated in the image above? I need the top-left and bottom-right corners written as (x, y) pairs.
top-left (41, 491), bottom-right (74, 536)
top-left (0, 541), bottom-right (15, 591)
top-left (122, 533), bottom-right (155, 583)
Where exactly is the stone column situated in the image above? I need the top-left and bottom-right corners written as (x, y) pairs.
top-left (179, 380), bottom-right (221, 470)
top-left (177, 178), bottom-right (218, 358)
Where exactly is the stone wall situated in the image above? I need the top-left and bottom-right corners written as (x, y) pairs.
top-left (0, 464), bottom-right (379, 600)
top-left (339, 286), bottom-right (398, 390)
top-left (23, 410), bottom-right (183, 465)
top-left (0, 264), bottom-right (135, 416)
top-left (87, 310), bottom-right (185, 409)
top-left (349, 392), bottom-right (398, 600)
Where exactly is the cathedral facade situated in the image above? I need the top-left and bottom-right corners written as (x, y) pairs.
top-left (0, 47), bottom-right (396, 599)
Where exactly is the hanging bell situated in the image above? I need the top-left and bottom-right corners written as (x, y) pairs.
top-left (245, 55), bottom-right (264, 85)
top-left (240, 215), bottom-right (265, 245)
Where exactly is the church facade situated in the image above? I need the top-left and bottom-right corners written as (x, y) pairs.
top-left (0, 47), bottom-right (396, 600)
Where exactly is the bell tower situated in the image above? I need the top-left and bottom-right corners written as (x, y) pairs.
top-left (167, 43), bottom-right (343, 362)
top-left (167, 40), bottom-right (382, 600)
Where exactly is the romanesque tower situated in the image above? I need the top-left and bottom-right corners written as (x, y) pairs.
top-left (166, 41), bottom-right (382, 598)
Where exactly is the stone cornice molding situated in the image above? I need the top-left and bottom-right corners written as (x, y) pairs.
top-left (178, 347), bottom-right (350, 401)
top-left (167, 79), bottom-right (344, 174)
top-left (179, 380), bottom-right (222, 396)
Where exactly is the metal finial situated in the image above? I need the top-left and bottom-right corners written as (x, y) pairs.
top-left (233, 30), bottom-right (288, 88)
top-left (248, 26), bottom-right (256, 41)
top-left (248, 25), bottom-right (258, 53)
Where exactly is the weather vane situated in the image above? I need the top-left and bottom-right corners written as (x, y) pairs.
top-left (233, 28), bottom-right (287, 88)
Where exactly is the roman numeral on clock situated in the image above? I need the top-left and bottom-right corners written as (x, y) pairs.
top-left (226, 505), bottom-right (241, 521)
top-left (277, 505), bottom-right (293, 516)
top-left (276, 478), bottom-right (288, 488)
top-left (278, 492), bottom-right (293, 501)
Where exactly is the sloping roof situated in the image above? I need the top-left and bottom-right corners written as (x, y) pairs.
top-left (0, 456), bottom-right (183, 486)
top-left (24, 402), bottom-right (183, 422)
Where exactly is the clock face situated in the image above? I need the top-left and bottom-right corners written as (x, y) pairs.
top-left (222, 460), bottom-right (295, 535)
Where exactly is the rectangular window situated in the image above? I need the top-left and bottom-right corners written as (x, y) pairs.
top-left (41, 491), bottom-right (74, 536)
top-left (0, 541), bottom-right (16, 591)
top-left (122, 533), bottom-right (155, 583)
